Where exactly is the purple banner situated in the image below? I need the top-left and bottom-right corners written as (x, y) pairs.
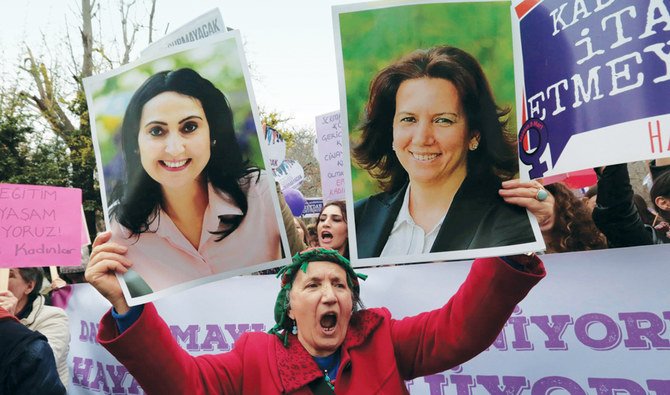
top-left (519, 0), bottom-right (670, 176)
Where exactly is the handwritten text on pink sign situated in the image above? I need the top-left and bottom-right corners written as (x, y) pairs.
top-left (0, 184), bottom-right (82, 267)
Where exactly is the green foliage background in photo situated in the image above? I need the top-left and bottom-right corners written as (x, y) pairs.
top-left (339, 1), bottom-right (516, 200)
top-left (88, 37), bottom-right (263, 200)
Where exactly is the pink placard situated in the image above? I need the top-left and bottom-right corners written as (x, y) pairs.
top-left (315, 111), bottom-right (345, 202)
top-left (0, 184), bottom-right (82, 267)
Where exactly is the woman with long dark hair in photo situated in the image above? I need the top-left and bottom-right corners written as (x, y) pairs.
top-left (354, 46), bottom-right (535, 259)
top-left (109, 68), bottom-right (282, 295)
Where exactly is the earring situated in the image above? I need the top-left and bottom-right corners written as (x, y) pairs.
top-left (469, 142), bottom-right (479, 151)
top-left (291, 320), bottom-right (298, 335)
top-left (211, 139), bottom-right (217, 147)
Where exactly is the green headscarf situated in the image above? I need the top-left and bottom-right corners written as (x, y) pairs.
top-left (267, 248), bottom-right (368, 346)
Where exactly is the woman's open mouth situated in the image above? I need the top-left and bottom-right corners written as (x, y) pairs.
top-left (320, 231), bottom-right (334, 243)
top-left (319, 312), bottom-right (338, 335)
top-left (160, 159), bottom-right (191, 171)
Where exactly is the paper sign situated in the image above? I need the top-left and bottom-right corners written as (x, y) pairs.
top-left (140, 9), bottom-right (226, 58)
top-left (514, 0), bottom-right (670, 178)
top-left (0, 184), bottom-right (82, 267)
top-left (273, 159), bottom-right (305, 191)
top-left (315, 111), bottom-right (346, 202)
top-left (265, 125), bottom-right (286, 169)
top-left (302, 197), bottom-right (324, 218)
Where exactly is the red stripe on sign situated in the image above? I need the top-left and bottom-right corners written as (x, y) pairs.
top-left (515, 0), bottom-right (541, 19)
top-left (523, 131), bottom-right (530, 152)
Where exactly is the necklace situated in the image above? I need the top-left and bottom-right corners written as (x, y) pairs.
top-left (314, 350), bottom-right (341, 391)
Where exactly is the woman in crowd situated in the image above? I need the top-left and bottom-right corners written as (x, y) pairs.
top-left (86, 232), bottom-right (544, 394)
top-left (109, 68), bottom-right (282, 295)
top-left (353, 45), bottom-right (535, 259)
top-left (0, 268), bottom-right (69, 388)
top-left (316, 201), bottom-right (349, 258)
top-left (650, 170), bottom-right (670, 241)
top-left (543, 182), bottom-right (608, 253)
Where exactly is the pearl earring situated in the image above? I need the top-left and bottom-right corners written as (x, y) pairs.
top-left (291, 321), bottom-right (298, 335)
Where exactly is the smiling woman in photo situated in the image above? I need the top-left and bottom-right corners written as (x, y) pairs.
top-left (353, 45), bottom-right (535, 259)
top-left (108, 68), bottom-right (282, 295)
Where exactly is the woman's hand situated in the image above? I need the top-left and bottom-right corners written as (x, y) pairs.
top-left (85, 231), bottom-right (132, 314)
top-left (0, 291), bottom-right (18, 316)
top-left (499, 179), bottom-right (555, 233)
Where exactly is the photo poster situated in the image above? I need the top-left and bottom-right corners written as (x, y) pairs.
top-left (83, 30), bottom-right (291, 306)
top-left (0, 184), bottom-right (82, 267)
top-left (333, 0), bottom-right (544, 267)
top-left (140, 8), bottom-right (226, 58)
top-left (512, 0), bottom-right (670, 180)
top-left (315, 110), bottom-right (346, 202)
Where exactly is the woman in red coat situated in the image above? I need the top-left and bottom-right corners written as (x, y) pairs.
top-left (86, 232), bottom-right (544, 394)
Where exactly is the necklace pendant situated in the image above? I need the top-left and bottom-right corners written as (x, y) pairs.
top-left (324, 370), bottom-right (335, 390)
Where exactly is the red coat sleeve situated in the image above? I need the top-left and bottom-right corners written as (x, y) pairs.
top-left (98, 303), bottom-right (244, 394)
top-left (390, 256), bottom-right (545, 379)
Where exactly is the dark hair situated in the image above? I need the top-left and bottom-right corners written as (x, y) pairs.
top-left (651, 171), bottom-right (670, 221)
top-left (18, 268), bottom-right (43, 302)
top-left (545, 183), bottom-right (608, 253)
top-left (316, 200), bottom-right (349, 259)
top-left (353, 45), bottom-right (517, 193)
top-left (110, 68), bottom-right (258, 240)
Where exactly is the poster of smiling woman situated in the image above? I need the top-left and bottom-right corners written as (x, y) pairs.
top-left (334, 0), bottom-right (545, 266)
top-left (84, 30), bottom-right (290, 305)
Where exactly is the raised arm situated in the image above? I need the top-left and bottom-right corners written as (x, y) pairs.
top-left (390, 256), bottom-right (545, 379)
top-left (85, 232), bottom-right (245, 394)
top-left (592, 164), bottom-right (653, 247)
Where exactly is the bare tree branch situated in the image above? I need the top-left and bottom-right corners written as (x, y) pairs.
top-left (80, 0), bottom-right (94, 78)
top-left (148, 0), bottom-right (157, 44)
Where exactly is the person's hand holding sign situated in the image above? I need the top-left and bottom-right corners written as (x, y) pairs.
top-left (85, 231), bottom-right (132, 314)
top-left (499, 179), bottom-right (555, 233)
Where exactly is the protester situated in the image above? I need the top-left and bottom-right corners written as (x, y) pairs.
top-left (650, 170), bottom-right (670, 241)
top-left (0, 268), bottom-right (70, 388)
top-left (543, 183), bottom-right (608, 253)
top-left (353, 46), bottom-right (534, 259)
top-left (108, 68), bottom-right (282, 295)
top-left (593, 163), bottom-right (669, 246)
top-left (316, 201), bottom-right (349, 258)
top-left (0, 306), bottom-right (66, 395)
top-left (86, 231), bottom-right (544, 394)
